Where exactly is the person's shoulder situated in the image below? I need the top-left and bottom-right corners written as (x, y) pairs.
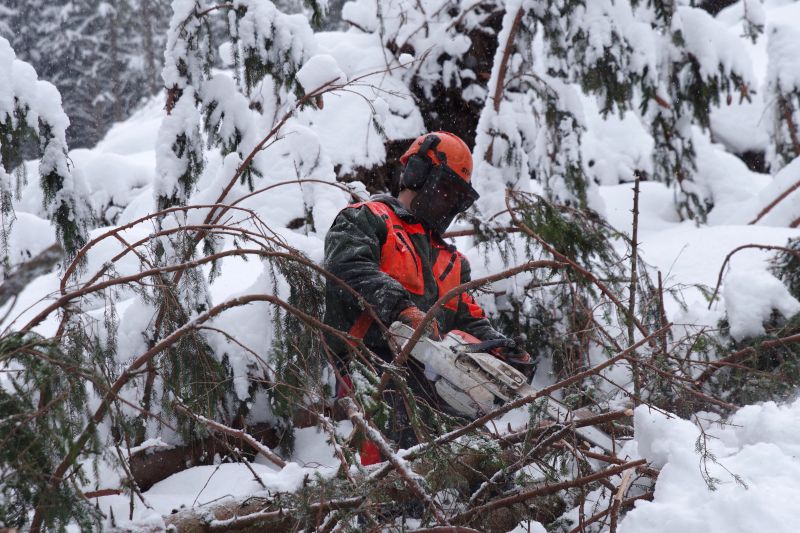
top-left (345, 195), bottom-right (402, 217)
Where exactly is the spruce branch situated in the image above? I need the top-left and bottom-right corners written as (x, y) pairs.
top-left (29, 291), bottom-right (356, 531)
top-left (338, 396), bottom-right (450, 526)
top-left (452, 459), bottom-right (647, 525)
top-left (507, 191), bottom-right (652, 336)
top-left (173, 403), bottom-right (287, 468)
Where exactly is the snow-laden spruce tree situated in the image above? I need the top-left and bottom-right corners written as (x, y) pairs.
top-left (765, 23), bottom-right (800, 174)
top-left (741, 0), bottom-right (766, 43)
top-left (639, 3), bottom-right (755, 221)
top-left (4, 2), bottom-right (347, 526)
top-left (333, 1), bottom-right (660, 396)
top-left (0, 36), bottom-right (89, 265)
top-left (1, 0), bottom-right (170, 149)
top-left (357, 0), bottom-right (754, 221)
top-left (111, 0), bottom-right (346, 448)
top-left (470, 0), bottom-right (614, 212)
top-left (0, 36), bottom-right (95, 531)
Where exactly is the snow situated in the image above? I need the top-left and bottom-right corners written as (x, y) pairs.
top-left (1, 212), bottom-right (56, 271)
top-left (599, 180), bottom-right (800, 339)
top-left (292, 422), bottom-right (353, 469)
top-left (299, 31), bottom-right (424, 174)
top-left (104, 461), bottom-right (313, 527)
top-left (624, 401), bottom-right (800, 533)
top-left (582, 100), bottom-right (654, 186)
top-left (752, 156), bottom-right (800, 226)
top-left (765, 22), bottom-right (800, 95)
top-left (510, 520), bottom-right (547, 533)
top-left (676, 7), bottom-right (755, 85)
top-left (295, 53), bottom-right (347, 93)
top-left (341, 0), bottom-right (378, 33)
top-left (710, 95), bottom-right (769, 154)
top-left (723, 269), bottom-right (800, 340)
top-left (712, 0), bottom-right (800, 155)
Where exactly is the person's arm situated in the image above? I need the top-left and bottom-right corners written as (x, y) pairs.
top-left (451, 254), bottom-right (505, 341)
top-left (452, 255), bottom-right (534, 372)
top-left (324, 206), bottom-right (413, 324)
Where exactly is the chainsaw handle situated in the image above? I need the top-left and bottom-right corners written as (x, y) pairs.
top-left (455, 337), bottom-right (516, 354)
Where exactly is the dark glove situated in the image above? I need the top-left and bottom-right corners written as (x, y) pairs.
top-left (398, 306), bottom-right (441, 340)
top-left (491, 338), bottom-right (535, 377)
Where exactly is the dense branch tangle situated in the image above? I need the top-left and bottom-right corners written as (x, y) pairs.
top-left (22, 181), bottom-right (748, 531)
top-left (3, 2), bottom-right (768, 532)
top-left (16, 194), bottom-right (644, 532)
top-left (20, 23), bottom-right (420, 524)
top-left (21, 204), bottom-right (376, 529)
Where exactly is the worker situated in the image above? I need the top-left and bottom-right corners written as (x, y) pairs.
top-left (323, 131), bottom-right (531, 459)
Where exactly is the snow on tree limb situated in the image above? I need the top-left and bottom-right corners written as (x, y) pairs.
top-left (0, 36), bottom-right (89, 263)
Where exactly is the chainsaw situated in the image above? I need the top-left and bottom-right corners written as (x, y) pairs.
top-left (389, 322), bottom-right (623, 455)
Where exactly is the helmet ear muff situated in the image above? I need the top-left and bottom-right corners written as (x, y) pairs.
top-left (401, 135), bottom-right (440, 191)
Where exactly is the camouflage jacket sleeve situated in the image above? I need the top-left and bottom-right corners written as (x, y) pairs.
top-left (452, 255), bottom-right (506, 341)
top-left (324, 206), bottom-right (414, 325)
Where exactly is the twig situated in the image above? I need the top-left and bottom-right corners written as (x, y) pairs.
top-left (749, 176), bottom-right (800, 225)
top-left (708, 243), bottom-right (800, 309)
top-left (82, 488), bottom-right (123, 499)
top-left (441, 226), bottom-right (519, 239)
top-left (567, 491), bottom-right (654, 533)
top-left (497, 409), bottom-right (633, 448)
top-left (484, 7), bottom-right (524, 162)
top-left (338, 397), bottom-right (449, 525)
top-left (452, 459), bottom-right (647, 524)
top-left (492, 8), bottom-right (523, 114)
top-left (694, 331), bottom-right (800, 386)
top-left (629, 176), bottom-right (641, 403)
top-left (608, 468), bottom-right (634, 533)
top-left (781, 97), bottom-right (800, 160)
top-left (173, 403), bottom-right (286, 468)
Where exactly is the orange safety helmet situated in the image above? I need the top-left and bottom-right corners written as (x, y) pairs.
top-left (398, 132), bottom-right (479, 234)
top-left (400, 131), bottom-right (473, 182)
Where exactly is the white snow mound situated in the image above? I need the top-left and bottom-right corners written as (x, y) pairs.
top-left (296, 53), bottom-right (347, 92)
top-left (723, 269), bottom-right (800, 341)
top-left (624, 401), bottom-right (800, 533)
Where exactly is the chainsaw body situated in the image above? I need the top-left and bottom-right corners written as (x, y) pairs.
top-left (389, 322), bottom-right (621, 454)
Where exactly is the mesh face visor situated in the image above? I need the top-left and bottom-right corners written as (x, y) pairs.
top-left (410, 166), bottom-right (480, 235)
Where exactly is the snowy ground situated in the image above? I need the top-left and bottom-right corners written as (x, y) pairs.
top-left (5, 1), bottom-right (800, 531)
